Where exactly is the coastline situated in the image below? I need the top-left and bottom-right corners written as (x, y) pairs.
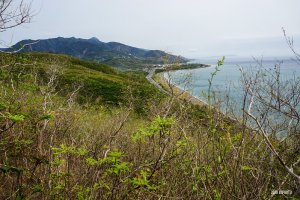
top-left (153, 72), bottom-right (208, 107)
top-left (152, 70), bottom-right (241, 125)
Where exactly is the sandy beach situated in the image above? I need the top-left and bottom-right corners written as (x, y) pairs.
top-left (152, 72), bottom-right (241, 124)
top-left (153, 72), bottom-right (208, 107)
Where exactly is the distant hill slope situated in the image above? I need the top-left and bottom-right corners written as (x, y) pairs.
top-left (4, 37), bottom-right (188, 70)
top-left (0, 52), bottom-right (164, 111)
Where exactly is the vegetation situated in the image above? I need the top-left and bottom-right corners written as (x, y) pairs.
top-left (0, 1), bottom-right (299, 199)
top-left (0, 52), bottom-right (164, 111)
top-left (4, 37), bottom-right (188, 70)
top-left (0, 53), bottom-right (299, 199)
top-left (155, 63), bottom-right (210, 73)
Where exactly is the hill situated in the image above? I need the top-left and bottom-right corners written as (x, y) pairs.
top-left (0, 52), bottom-right (298, 199)
top-left (4, 37), bottom-right (188, 70)
top-left (0, 52), bottom-right (164, 112)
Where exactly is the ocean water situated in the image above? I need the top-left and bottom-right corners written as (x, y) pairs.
top-left (165, 58), bottom-right (300, 119)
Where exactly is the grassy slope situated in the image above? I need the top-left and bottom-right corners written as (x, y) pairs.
top-left (0, 52), bottom-right (164, 109)
top-left (0, 52), bottom-right (298, 199)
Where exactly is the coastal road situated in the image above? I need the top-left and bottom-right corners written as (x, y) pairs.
top-left (145, 67), bottom-right (171, 95)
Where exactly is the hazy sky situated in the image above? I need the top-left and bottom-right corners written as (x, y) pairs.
top-left (1, 0), bottom-right (300, 59)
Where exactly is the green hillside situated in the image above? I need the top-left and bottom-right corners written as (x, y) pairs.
top-left (5, 37), bottom-right (188, 70)
top-left (0, 53), bottom-right (298, 199)
top-left (0, 52), bottom-right (164, 111)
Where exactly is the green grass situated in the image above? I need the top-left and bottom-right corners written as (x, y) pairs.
top-left (0, 52), bottom-right (298, 199)
top-left (0, 52), bottom-right (165, 110)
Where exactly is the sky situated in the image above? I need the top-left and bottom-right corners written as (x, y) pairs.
top-left (1, 0), bottom-right (300, 59)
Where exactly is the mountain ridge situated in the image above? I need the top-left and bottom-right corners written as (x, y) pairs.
top-left (4, 37), bottom-right (188, 70)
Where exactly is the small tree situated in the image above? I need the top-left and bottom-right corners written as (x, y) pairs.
top-left (0, 0), bottom-right (32, 32)
top-left (239, 32), bottom-right (300, 197)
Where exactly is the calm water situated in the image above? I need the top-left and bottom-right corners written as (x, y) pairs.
top-left (165, 58), bottom-right (300, 118)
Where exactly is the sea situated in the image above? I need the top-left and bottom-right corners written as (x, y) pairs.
top-left (164, 57), bottom-right (300, 128)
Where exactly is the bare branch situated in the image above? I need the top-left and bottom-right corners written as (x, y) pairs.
top-left (0, 0), bottom-right (33, 32)
top-left (282, 27), bottom-right (300, 64)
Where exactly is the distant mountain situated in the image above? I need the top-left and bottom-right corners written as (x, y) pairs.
top-left (5, 37), bottom-right (188, 70)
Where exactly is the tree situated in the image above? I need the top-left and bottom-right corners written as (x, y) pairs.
top-left (0, 0), bottom-right (32, 32)
top-left (239, 31), bottom-right (300, 197)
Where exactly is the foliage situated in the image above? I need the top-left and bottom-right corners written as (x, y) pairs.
top-left (0, 52), bottom-right (164, 109)
top-left (0, 53), bottom-right (298, 199)
top-left (4, 37), bottom-right (188, 70)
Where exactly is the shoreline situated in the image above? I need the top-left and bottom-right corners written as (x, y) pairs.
top-left (153, 72), bottom-right (208, 107)
top-left (152, 71), bottom-right (241, 124)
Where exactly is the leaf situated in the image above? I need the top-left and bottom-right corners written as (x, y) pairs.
top-left (5, 113), bottom-right (26, 122)
top-left (218, 170), bottom-right (227, 177)
top-left (241, 165), bottom-right (253, 171)
top-left (32, 184), bottom-right (43, 193)
top-left (214, 190), bottom-right (221, 200)
top-left (86, 157), bottom-right (99, 166)
top-left (0, 165), bottom-right (10, 173)
top-left (217, 56), bottom-right (225, 66)
top-left (0, 102), bottom-right (8, 110)
top-left (77, 146), bottom-right (88, 156)
top-left (16, 194), bottom-right (24, 200)
top-left (109, 162), bottom-right (130, 175)
top-left (192, 185), bottom-right (197, 192)
top-left (217, 155), bottom-right (222, 163)
top-left (40, 113), bottom-right (53, 121)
